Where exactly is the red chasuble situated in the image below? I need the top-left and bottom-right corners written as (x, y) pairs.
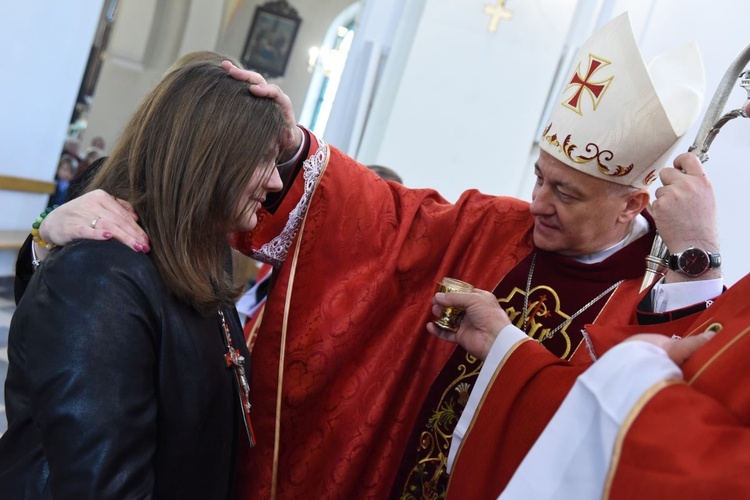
top-left (448, 276), bottom-right (750, 499)
top-left (390, 241), bottom-right (655, 498)
top-left (232, 132), bottom-right (537, 499)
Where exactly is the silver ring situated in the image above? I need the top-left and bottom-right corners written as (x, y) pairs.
top-left (90, 216), bottom-right (102, 229)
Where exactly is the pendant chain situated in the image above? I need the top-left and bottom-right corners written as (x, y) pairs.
top-left (521, 252), bottom-right (624, 342)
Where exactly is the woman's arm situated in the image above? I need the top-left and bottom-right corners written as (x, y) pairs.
top-left (37, 189), bottom-right (149, 252)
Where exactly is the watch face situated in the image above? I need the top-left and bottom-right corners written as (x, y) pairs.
top-left (678, 247), bottom-right (710, 277)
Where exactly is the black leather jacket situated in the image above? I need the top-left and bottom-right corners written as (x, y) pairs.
top-left (0, 239), bottom-right (250, 498)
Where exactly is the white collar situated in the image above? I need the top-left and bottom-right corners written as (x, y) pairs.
top-left (574, 214), bottom-right (649, 264)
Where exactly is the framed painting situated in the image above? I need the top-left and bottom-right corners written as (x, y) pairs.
top-left (241, 1), bottom-right (301, 78)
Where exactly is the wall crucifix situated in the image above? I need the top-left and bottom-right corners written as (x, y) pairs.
top-left (484, 0), bottom-right (513, 33)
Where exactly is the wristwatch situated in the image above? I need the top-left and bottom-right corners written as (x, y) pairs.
top-left (668, 247), bottom-right (721, 277)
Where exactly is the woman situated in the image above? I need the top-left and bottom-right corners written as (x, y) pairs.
top-left (0, 59), bottom-right (287, 498)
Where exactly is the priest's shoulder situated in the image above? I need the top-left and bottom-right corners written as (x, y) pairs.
top-left (455, 189), bottom-right (531, 215)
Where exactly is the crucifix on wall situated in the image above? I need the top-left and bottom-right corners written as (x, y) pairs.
top-left (484, 0), bottom-right (512, 33)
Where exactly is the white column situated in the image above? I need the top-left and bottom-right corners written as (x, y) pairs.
top-left (0, 0), bottom-right (104, 275)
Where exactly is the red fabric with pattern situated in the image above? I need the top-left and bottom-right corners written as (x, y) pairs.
top-left (445, 279), bottom-right (648, 499)
top-left (450, 275), bottom-right (750, 498)
top-left (446, 340), bottom-right (585, 498)
top-left (606, 273), bottom-right (750, 499)
top-left (232, 135), bottom-right (536, 499)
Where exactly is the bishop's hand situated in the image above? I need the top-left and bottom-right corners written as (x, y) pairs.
top-left (652, 152), bottom-right (720, 282)
top-left (426, 289), bottom-right (510, 361)
top-left (220, 61), bottom-right (301, 162)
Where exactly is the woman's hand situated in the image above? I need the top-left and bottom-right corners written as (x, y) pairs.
top-left (40, 189), bottom-right (150, 252)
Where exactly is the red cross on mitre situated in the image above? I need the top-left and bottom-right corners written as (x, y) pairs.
top-left (563, 54), bottom-right (614, 115)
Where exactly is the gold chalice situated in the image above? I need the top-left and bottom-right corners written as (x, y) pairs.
top-left (434, 277), bottom-right (474, 332)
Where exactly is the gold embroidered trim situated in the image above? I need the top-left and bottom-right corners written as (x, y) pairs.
top-left (602, 378), bottom-right (683, 499)
top-left (678, 316), bottom-right (718, 339)
top-left (541, 123), bottom-right (635, 178)
top-left (688, 326), bottom-right (750, 385)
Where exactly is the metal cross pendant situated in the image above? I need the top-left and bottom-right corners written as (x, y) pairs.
top-left (219, 310), bottom-right (257, 447)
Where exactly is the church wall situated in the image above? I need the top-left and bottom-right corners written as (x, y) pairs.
top-left (0, 0), bottom-right (104, 276)
top-left (354, 0), bottom-right (750, 285)
top-left (73, 0), bottom-right (358, 162)
top-left (83, 0), bottom-right (191, 154)
top-left (321, 0), bottom-right (413, 156)
top-left (357, 0), bottom-right (583, 202)
top-left (217, 0), bottom-right (356, 116)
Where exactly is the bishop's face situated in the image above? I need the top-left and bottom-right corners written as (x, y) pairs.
top-left (529, 150), bottom-right (634, 257)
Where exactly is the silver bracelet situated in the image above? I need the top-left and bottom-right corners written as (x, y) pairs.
top-left (31, 240), bottom-right (42, 270)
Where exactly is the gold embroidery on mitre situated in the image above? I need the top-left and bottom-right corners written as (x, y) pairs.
top-left (541, 123), bottom-right (635, 178)
top-left (643, 169), bottom-right (658, 186)
top-left (562, 53), bottom-right (613, 115)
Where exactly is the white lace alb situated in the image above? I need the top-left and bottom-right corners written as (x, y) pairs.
top-left (251, 138), bottom-right (328, 267)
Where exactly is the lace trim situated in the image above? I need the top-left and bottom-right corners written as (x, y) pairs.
top-left (250, 138), bottom-right (328, 267)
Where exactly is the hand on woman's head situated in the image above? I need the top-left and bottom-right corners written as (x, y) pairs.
top-left (40, 189), bottom-right (150, 252)
top-left (220, 61), bottom-right (301, 155)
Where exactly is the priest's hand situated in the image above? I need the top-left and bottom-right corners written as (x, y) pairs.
top-left (426, 289), bottom-right (510, 360)
top-left (625, 330), bottom-right (716, 365)
top-left (39, 189), bottom-right (149, 254)
top-left (221, 61), bottom-right (302, 162)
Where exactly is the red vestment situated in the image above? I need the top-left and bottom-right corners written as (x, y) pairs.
top-left (391, 241), bottom-right (655, 498)
top-left (448, 275), bottom-right (750, 499)
top-left (601, 274), bottom-right (750, 498)
top-left (231, 132), bottom-right (653, 499)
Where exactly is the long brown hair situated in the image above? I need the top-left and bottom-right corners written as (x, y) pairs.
top-left (89, 60), bottom-right (285, 312)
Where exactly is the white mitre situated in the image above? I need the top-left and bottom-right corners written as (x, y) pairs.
top-left (539, 12), bottom-right (705, 188)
